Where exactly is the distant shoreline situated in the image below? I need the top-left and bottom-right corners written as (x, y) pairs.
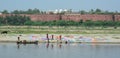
top-left (0, 34), bottom-right (120, 44)
top-left (1, 41), bottom-right (120, 44)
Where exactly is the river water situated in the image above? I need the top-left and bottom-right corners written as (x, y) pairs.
top-left (0, 43), bottom-right (120, 58)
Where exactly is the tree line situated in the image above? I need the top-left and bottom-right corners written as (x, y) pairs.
top-left (0, 15), bottom-right (120, 28)
top-left (0, 8), bottom-right (46, 14)
top-left (25, 20), bottom-right (120, 27)
top-left (0, 8), bottom-right (120, 14)
top-left (0, 15), bottom-right (31, 25)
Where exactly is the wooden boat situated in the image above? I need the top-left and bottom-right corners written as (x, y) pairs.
top-left (17, 40), bottom-right (38, 44)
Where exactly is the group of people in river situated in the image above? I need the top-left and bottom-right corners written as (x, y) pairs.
top-left (16, 33), bottom-right (105, 45)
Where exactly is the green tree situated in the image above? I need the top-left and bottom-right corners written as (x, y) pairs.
top-left (89, 9), bottom-right (95, 14)
top-left (79, 10), bottom-right (86, 14)
top-left (2, 10), bottom-right (9, 14)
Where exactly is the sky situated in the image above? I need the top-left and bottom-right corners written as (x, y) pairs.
top-left (0, 0), bottom-right (120, 12)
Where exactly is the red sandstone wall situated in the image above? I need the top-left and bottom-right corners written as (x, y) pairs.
top-left (25, 14), bottom-right (60, 21)
top-left (115, 15), bottom-right (120, 21)
top-left (1, 14), bottom-right (120, 21)
top-left (62, 14), bottom-right (113, 21)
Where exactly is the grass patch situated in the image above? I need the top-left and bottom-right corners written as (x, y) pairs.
top-left (0, 26), bottom-right (120, 34)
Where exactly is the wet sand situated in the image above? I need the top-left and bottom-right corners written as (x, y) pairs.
top-left (0, 34), bottom-right (120, 43)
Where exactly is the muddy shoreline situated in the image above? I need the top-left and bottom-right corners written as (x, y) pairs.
top-left (0, 34), bottom-right (120, 44)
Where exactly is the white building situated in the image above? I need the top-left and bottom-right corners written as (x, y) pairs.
top-left (47, 9), bottom-right (69, 14)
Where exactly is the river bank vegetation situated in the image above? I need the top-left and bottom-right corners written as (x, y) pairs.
top-left (0, 26), bottom-right (120, 34)
top-left (0, 9), bottom-right (120, 34)
top-left (0, 15), bottom-right (120, 34)
top-left (0, 15), bottom-right (120, 27)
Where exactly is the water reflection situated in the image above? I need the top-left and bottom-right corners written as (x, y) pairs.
top-left (16, 43), bottom-right (64, 49)
top-left (16, 43), bottom-right (114, 50)
top-left (17, 44), bottom-right (20, 49)
top-left (58, 43), bottom-right (62, 48)
top-left (45, 43), bottom-right (54, 49)
top-left (46, 43), bottom-right (63, 49)
top-left (45, 43), bottom-right (48, 48)
top-left (8, 43), bottom-right (120, 50)
top-left (1, 43), bottom-right (120, 58)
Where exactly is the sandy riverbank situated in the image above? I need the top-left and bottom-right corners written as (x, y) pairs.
top-left (0, 34), bottom-right (120, 43)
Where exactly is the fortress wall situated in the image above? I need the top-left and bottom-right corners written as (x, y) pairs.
top-left (62, 14), bottom-right (113, 21)
top-left (1, 14), bottom-right (120, 21)
top-left (115, 15), bottom-right (120, 21)
top-left (25, 14), bottom-right (60, 21)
